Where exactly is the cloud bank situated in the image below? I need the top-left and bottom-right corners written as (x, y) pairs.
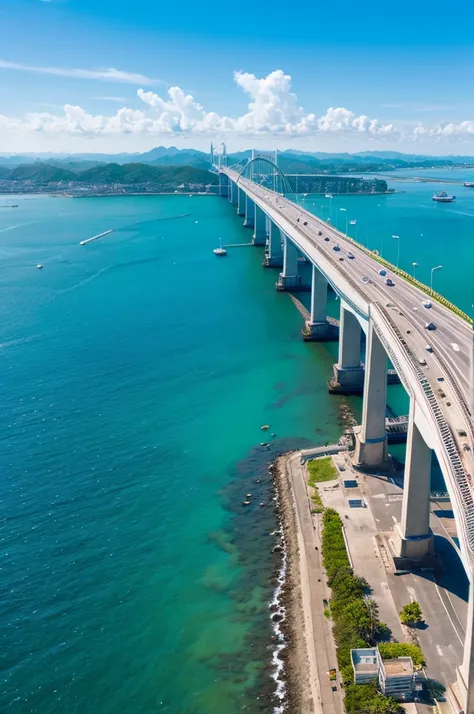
top-left (0, 68), bottom-right (472, 145)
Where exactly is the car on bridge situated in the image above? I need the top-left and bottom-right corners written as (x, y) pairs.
top-left (348, 253), bottom-right (355, 259)
top-left (425, 322), bottom-right (436, 330)
top-left (324, 237), bottom-right (330, 242)
top-left (333, 244), bottom-right (341, 252)
top-left (422, 300), bottom-right (432, 309)
top-left (386, 278), bottom-right (395, 287)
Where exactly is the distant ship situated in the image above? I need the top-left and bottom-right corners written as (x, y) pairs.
top-left (432, 191), bottom-right (455, 202)
top-left (464, 182), bottom-right (474, 187)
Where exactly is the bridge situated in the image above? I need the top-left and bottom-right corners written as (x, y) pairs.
top-left (214, 149), bottom-right (474, 713)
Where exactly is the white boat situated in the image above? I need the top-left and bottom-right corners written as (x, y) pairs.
top-left (36, 264), bottom-right (43, 269)
top-left (464, 182), bottom-right (474, 188)
top-left (213, 239), bottom-right (227, 256)
top-left (433, 191), bottom-right (455, 202)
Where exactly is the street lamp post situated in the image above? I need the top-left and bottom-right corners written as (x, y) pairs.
top-left (340, 207), bottom-right (348, 234)
top-left (325, 194), bottom-right (333, 223)
top-left (430, 265), bottom-right (443, 291)
top-left (392, 235), bottom-right (401, 268)
top-left (412, 262), bottom-right (418, 279)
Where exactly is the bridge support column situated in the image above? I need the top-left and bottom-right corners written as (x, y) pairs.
top-left (218, 173), bottom-right (228, 197)
top-left (230, 181), bottom-right (238, 206)
top-left (237, 187), bottom-right (245, 216)
top-left (329, 305), bottom-right (364, 391)
top-left (253, 205), bottom-right (266, 246)
top-left (276, 236), bottom-right (300, 291)
top-left (353, 322), bottom-right (389, 469)
top-left (302, 266), bottom-right (333, 341)
top-left (243, 195), bottom-right (254, 228)
top-left (263, 219), bottom-right (283, 267)
top-left (393, 399), bottom-right (434, 564)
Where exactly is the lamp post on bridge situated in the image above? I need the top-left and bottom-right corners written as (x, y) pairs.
top-left (325, 194), bottom-right (333, 223)
top-left (339, 207), bottom-right (348, 235)
top-left (392, 234), bottom-right (401, 268)
top-left (430, 265), bottom-right (443, 291)
top-left (412, 262), bottom-right (418, 279)
top-left (349, 219), bottom-right (357, 242)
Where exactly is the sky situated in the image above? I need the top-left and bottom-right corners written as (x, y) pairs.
top-left (0, 0), bottom-right (473, 156)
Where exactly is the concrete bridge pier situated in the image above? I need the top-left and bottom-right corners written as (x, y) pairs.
top-left (302, 266), bottom-right (333, 341)
top-left (237, 187), bottom-right (245, 216)
top-left (229, 180), bottom-right (237, 205)
top-left (253, 205), bottom-right (266, 246)
top-left (218, 173), bottom-right (229, 197)
top-left (243, 195), bottom-right (255, 228)
top-left (329, 306), bottom-right (364, 391)
top-left (353, 322), bottom-right (389, 469)
top-left (263, 219), bottom-right (283, 267)
top-left (276, 236), bottom-right (300, 291)
top-left (393, 399), bottom-right (434, 564)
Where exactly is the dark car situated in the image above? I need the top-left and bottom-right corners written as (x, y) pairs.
top-left (318, 230), bottom-right (323, 236)
top-left (339, 257), bottom-right (344, 261)
top-left (425, 322), bottom-right (436, 331)
top-left (324, 237), bottom-right (330, 242)
top-left (303, 221), bottom-right (308, 226)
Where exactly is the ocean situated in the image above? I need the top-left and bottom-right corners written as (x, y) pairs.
top-left (0, 179), bottom-right (472, 714)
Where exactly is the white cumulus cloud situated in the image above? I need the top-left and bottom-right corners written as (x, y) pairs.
top-left (0, 68), bottom-right (472, 147)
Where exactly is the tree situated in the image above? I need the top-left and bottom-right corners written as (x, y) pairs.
top-left (399, 601), bottom-right (423, 627)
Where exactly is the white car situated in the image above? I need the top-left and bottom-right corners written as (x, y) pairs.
top-left (425, 345), bottom-right (433, 352)
top-left (422, 301), bottom-right (432, 309)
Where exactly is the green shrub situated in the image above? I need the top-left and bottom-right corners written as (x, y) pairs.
top-left (399, 601), bottom-right (423, 626)
top-left (378, 642), bottom-right (425, 667)
top-left (344, 682), bottom-right (403, 714)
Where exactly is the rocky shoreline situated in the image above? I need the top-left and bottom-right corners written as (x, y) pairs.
top-left (269, 455), bottom-right (316, 714)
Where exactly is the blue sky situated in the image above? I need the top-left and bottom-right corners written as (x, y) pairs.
top-left (0, 0), bottom-right (473, 154)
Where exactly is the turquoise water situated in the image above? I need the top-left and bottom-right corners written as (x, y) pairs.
top-left (0, 183), bottom-right (471, 713)
top-left (0, 195), bottom-right (342, 714)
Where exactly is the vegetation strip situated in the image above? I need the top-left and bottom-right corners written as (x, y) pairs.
top-left (321, 508), bottom-right (404, 714)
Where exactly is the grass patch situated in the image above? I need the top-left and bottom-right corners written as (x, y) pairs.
top-left (310, 488), bottom-right (324, 513)
top-left (308, 457), bottom-right (338, 484)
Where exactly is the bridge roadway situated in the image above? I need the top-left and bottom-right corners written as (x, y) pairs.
top-left (223, 165), bottom-right (474, 711)
top-left (225, 167), bottom-right (472, 454)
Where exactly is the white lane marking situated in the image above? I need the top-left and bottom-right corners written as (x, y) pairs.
top-left (433, 579), bottom-right (464, 647)
top-left (391, 515), bottom-right (397, 523)
top-left (436, 645), bottom-right (443, 656)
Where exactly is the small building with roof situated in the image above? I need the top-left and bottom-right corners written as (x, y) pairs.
top-left (350, 646), bottom-right (415, 700)
top-left (351, 647), bottom-right (378, 685)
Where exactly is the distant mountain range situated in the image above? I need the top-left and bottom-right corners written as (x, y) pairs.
top-left (1, 146), bottom-right (474, 174)
top-left (0, 162), bottom-right (218, 190)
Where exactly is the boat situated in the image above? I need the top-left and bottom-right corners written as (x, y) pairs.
top-left (213, 238), bottom-right (227, 256)
top-left (464, 182), bottom-right (474, 187)
top-left (36, 264), bottom-right (43, 269)
top-left (432, 191), bottom-right (455, 202)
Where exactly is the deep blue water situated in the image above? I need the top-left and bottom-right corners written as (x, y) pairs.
top-left (0, 195), bottom-right (342, 714)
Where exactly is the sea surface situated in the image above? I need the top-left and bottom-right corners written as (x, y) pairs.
top-left (0, 183), bottom-right (472, 714)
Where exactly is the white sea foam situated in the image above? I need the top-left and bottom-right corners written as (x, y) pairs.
top-left (269, 483), bottom-right (289, 713)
